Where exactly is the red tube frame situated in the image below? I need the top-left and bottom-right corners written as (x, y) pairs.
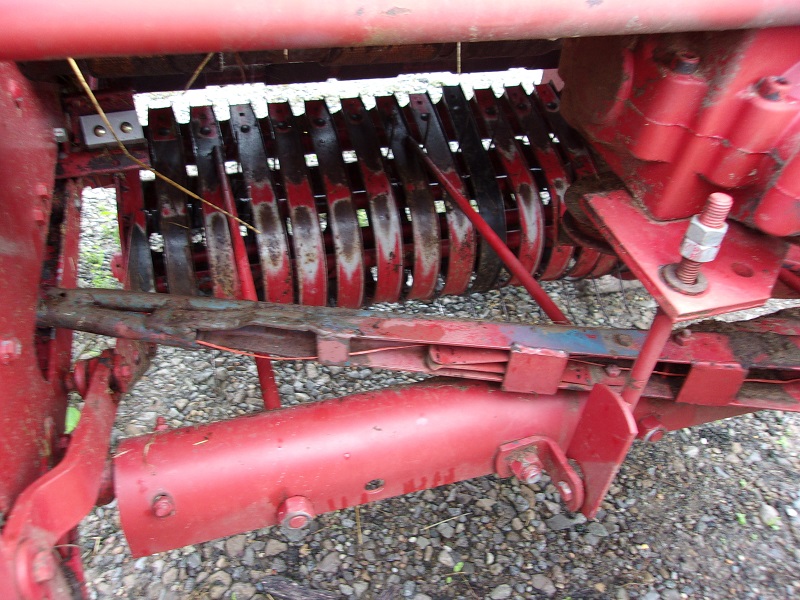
top-left (2, 1), bottom-right (800, 61)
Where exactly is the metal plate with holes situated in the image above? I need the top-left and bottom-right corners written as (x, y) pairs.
top-left (80, 110), bottom-right (145, 149)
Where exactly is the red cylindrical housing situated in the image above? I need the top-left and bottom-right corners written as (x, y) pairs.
top-left (115, 379), bottom-right (587, 556)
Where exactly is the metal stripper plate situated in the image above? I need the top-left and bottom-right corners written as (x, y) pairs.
top-left (269, 102), bottom-right (328, 306)
top-left (407, 92), bottom-right (476, 296)
top-left (115, 173), bottom-right (154, 293)
top-left (441, 85), bottom-right (506, 291)
top-left (306, 100), bottom-right (365, 308)
top-left (341, 97), bottom-right (404, 303)
top-left (376, 95), bottom-right (441, 300)
top-left (189, 106), bottom-right (241, 299)
top-left (506, 86), bottom-right (574, 280)
top-left (230, 104), bottom-right (294, 304)
top-left (533, 83), bottom-right (605, 279)
top-left (147, 107), bottom-right (197, 296)
top-left (474, 89), bottom-right (543, 285)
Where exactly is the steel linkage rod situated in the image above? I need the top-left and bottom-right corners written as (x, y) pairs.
top-left (407, 139), bottom-right (570, 324)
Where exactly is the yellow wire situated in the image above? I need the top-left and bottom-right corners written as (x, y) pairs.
top-left (66, 57), bottom-right (260, 234)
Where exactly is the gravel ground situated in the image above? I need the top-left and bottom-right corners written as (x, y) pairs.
top-left (71, 73), bottom-right (800, 600)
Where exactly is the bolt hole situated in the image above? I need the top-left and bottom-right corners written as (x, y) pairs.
top-left (731, 262), bottom-right (754, 278)
top-left (199, 126), bottom-right (211, 135)
top-left (364, 479), bottom-right (385, 493)
top-left (545, 102), bottom-right (558, 111)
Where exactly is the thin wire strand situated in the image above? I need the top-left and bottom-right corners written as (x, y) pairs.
top-left (184, 52), bottom-right (214, 91)
top-left (66, 57), bottom-right (260, 235)
top-left (197, 339), bottom-right (426, 361)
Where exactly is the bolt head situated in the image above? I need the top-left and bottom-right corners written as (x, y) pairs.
top-left (288, 515), bottom-right (309, 529)
top-left (120, 122), bottom-right (133, 134)
top-left (53, 127), bottom-right (68, 143)
top-left (277, 495), bottom-right (315, 530)
top-left (93, 125), bottom-right (107, 137)
top-left (152, 494), bottom-right (175, 518)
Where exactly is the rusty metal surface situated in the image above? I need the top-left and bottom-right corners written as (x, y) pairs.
top-left (441, 85), bottom-right (506, 291)
top-left (407, 93), bottom-right (476, 295)
top-left (474, 89), bottom-right (543, 284)
top-left (147, 107), bottom-right (197, 296)
top-left (341, 97), bottom-right (404, 303)
top-left (37, 288), bottom-right (800, 414)
top-left (189, 106), bottom-right (242, 299)
top-left (376, 96), bottom-right (441, 299)
top-left (230, 104), bottom-right (294, 304)
top-left (269, 102), bottom-right (328, 306)
top-left (305, 100), bottom-right (365, 308)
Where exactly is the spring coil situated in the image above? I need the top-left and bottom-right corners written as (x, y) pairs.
top-left (141, 84), bottom-right (617, 307)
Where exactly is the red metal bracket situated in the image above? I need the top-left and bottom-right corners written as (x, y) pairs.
top-left (495, 435), bottom-right (584, 512)
top-left (677, 361), bottom-right (747, 406)
top-left (1, 362), bottom-right (118, 599)
top-left (584, 191), bottom-right (786, 321)
top-left (502, 345), bottom-right (568, 394)
top-left (567, 384), bottom-right (637, 518)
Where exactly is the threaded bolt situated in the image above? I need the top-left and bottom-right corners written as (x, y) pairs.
top-left (697, 193), bottom-right (734, 228)
top-left (675, 193), bottom-right (733, 285)
top-left (509, 456), bottom-right (543, 485)
top-left (675, 260), bottom-right (702, 286)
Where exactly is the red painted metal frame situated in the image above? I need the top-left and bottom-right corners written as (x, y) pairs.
top-left (585, 190), bottom-right (786, 321)
top-left (0, 61), bottom-right (63, 529)
top-left (2, 362), bottom-right (118, 599)
top-left (559, 28), bottom-right (800, 237)
top-left (3, 1), bottom-right (800, 60)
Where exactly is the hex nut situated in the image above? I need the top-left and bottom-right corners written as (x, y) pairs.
top-left (680, 238), bottom-right (721, 263)
top-left (685, 215), bottom-right (727, 247)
